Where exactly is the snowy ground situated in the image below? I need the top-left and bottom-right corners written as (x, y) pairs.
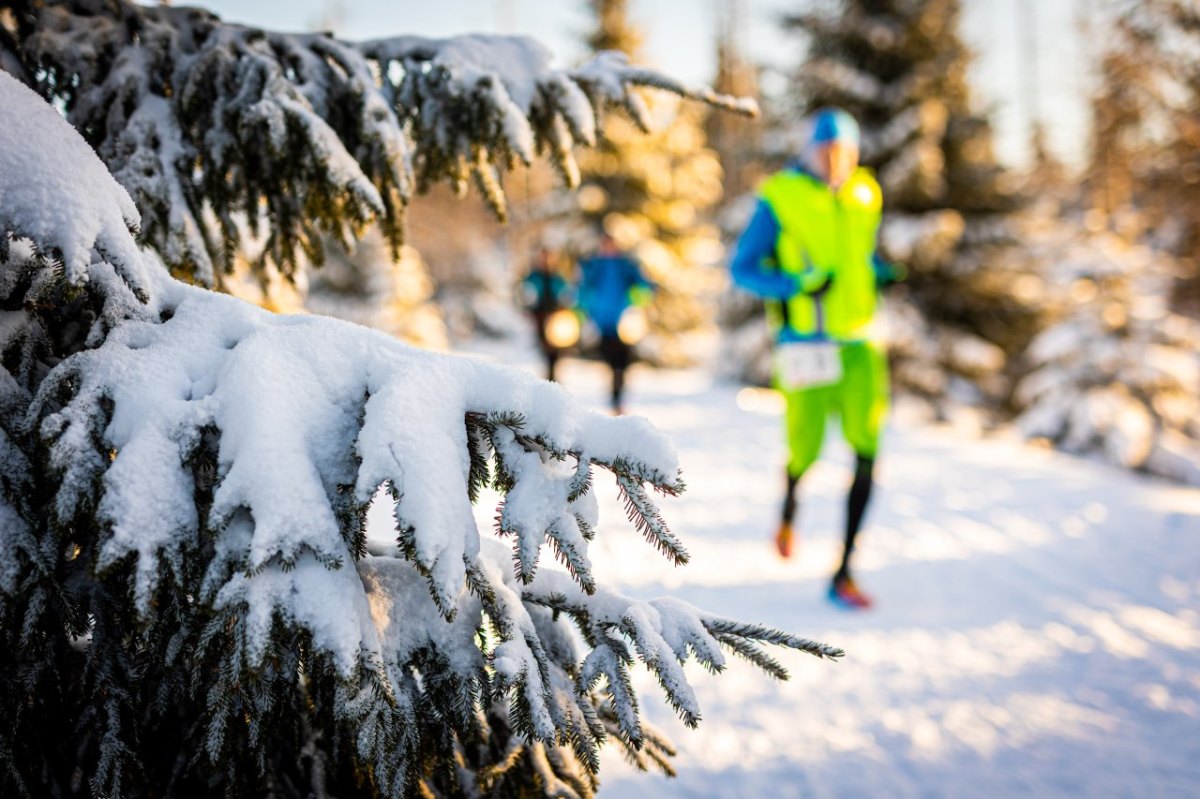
top-left (454, 339), bottom-right (1200, 798)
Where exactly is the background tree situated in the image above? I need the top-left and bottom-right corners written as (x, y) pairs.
top-left (1084, 0), bottom-right (1200, 316)
top-left (1008, 0), bottom-right (1200, 483)
top-left (0, 3), bottom-right (834, 797)
top-left (571, 0), bottom-right (736, 366)
top-left (705, 0), bottom-right (764, 201)
top-left (1012, 224), bottom-right (1200, 484)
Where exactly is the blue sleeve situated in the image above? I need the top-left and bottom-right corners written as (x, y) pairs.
top-left (626, 256), bottom-right (652, 290)
top-left (871, 252), bottom-right (904, 287)
top-left (730, 201), bottom-right (797, 299)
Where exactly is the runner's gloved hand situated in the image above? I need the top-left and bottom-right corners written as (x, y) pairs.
top-left (872, 253), bottom-right (907, 288)
top-left (798, 269), bottom-right (834, 295)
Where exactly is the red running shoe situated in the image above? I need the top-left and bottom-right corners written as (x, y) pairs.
top-left (829, 576), bottom-right (873, 609)
top-left (774, 523), bottom-right (795, 559)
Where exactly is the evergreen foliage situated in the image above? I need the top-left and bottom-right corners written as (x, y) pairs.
top-left (1012, 223), bottom-right (1200, 483)
top-left (0, 9), bottom-right (831, 799)
top-left (1086, 0), bottom-right (1200, 315)
top-left (1009, 0), bottom-right (1200, 483)
top-left (0, 0), bottom-right (752, 291)
top-left (705, 0), bottom-right (763, 201)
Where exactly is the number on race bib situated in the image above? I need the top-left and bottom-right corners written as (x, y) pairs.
top-left (774, 341), bottom-right (843, 390)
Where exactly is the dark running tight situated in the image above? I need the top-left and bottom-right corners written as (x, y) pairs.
top-left (611, 367), bottom-right (626, 411)
top-left (781, 455), bottom-right (875, 581)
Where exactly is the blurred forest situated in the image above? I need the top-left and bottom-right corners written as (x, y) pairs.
top-left (263, 0), bottom-right (1199, 484)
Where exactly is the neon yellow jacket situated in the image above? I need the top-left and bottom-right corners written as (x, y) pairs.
top-left (738, 166), bottom-right (883, 342)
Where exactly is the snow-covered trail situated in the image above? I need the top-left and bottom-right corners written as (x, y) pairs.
top-left (468, 344), bottom-right (1200, 798)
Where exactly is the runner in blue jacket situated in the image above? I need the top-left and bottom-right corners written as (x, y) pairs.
top-left (578, 233), bottom-right (652, 413)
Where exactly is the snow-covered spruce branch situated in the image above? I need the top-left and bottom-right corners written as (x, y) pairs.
top-left (1, 0), bottom-right (757, 287)
top-left (522, 576), bottom-right (843, 745)
top-left (0, 71), bottom-right (832, 798)
top-left (516, 578), bottom-right (844, 748)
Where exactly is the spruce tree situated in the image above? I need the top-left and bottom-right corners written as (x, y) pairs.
top-left (783, 0), bottom-right (1037, 412)
top-left (708, 0), bottom-right (776, 387)
top-left (1013, 225), bottom-right (1200, 484)
top-left (573, 0), bottom-right (742, 366)
top-left (705, 0), bottom-right (764, 201)
top-left (1085, 0), bottom-right (1200, 314)
top-left (1010, 1), bottom-right (1200, 483)
top-left (0, 4), bottom-right (837, 798)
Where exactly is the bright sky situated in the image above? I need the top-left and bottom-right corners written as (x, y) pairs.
top-left (195, 0), bottom-right (1092, 169)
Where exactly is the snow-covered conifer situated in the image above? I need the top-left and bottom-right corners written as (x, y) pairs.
top-left (0, 0), bottom-right (751, 290)
top-left (1085, 0), bottom-right (1200, 314)
top-left (0, 19), bottom-right (837, 799)
top-left (1013, 223), bottom-right (1200, 484)
top-left (1012, 2), bottom-right (1200, 483)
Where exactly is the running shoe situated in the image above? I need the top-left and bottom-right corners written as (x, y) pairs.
top-left (774, 523), bottom-right (795, 558)
top-left (828, 576), bottom-right (873, 609)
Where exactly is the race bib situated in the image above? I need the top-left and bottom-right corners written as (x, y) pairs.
top-left (774, 341), bottom-right (842, 390)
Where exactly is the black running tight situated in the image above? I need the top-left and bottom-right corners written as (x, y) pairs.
top-left (781, 455), bottom-right (875, 580)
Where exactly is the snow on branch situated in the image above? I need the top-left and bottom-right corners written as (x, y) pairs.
top-left (30, 270), bottom-right (838, 785)
top-left (2, 0), bottom-right (758, 287)
top-left (522, 574), bottom-right (842, 742)
top-left (0, 71), bottom-right (147, 299)
top-left (0, 67), bottom-right (833, 794)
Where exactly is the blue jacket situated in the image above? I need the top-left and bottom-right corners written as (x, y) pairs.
top-left (578, 253), bottom-right (650, 337)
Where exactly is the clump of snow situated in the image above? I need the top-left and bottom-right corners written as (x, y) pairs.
top-left (37, 258), bottom-right (682, 654)
top-left (1012, 227), bottom-right (1200, 482)
top-left (0, 500), bottom-right (28, 593)
top-left (365, 34), bottom-right (556, 113)
top-left (0, 71), bottom-right (146, 294)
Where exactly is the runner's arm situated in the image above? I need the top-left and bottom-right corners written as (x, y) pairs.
top-left (730, 201), bottom-right (799, 299)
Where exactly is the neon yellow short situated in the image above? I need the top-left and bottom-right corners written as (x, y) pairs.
top-left (778, 340), bottom-right (889, 477)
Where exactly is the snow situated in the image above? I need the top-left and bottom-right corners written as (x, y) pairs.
top-left (0, 71), bottom-right (145, 293)
top-left (0, 499), bottom-right (27, 593)
top-left (39, 260), bottom-right (685, 663)
top-left (359, 554), bottom-right (484, 675)
top-left (365, 34), bottom-right (554, 113)
top-left (466, 337), bottom-right (1200, 798)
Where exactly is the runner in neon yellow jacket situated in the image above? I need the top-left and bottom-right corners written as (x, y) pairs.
top-left (730, 108), bottom-right (904, 609)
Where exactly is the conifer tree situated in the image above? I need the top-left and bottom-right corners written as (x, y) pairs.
top-left (573, 0), bottom-right (737, 366)
top-left (1085, 0), bottom-right (1200, 314)
top-left (706, 0), bottom-right (763, 201)
top-left (0, 4), bottom-right (834, 798)
top-left (1009, 0), bottom-right (1200, 483)
top-left (782, 0), bottom-right (1037, 411)
top-left (709, 0), bottom-right (775, 386)
top-left (0, 0), bottom-right (750, 290)
top-left (1013, 225), bottom-right (1200, 484)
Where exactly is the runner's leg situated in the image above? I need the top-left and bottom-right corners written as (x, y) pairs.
top-left (776, 384), bottom-right (830, 556)
top-left (834, 342), bottom-right (889, 584)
